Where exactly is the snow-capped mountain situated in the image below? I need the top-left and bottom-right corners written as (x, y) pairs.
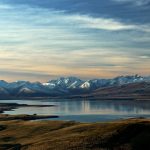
top-left (43, 77), bottom-right (83, 89)
top-left (0, 75), bottom-right (149, 98)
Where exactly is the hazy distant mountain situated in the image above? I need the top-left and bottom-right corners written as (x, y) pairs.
top-left (0, 75), bottom-right (150, 99)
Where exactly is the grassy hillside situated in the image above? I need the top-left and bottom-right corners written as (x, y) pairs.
top-left (85, 82), bottom-right (150, 100)
top-left (0, 118), bottom-right (150, 150)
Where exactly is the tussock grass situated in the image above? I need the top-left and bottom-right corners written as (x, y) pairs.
top-left (0, 119), bottom-right (150, 150)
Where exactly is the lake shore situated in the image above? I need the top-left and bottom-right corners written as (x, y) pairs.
top-left (0, 102), bottom-right (56, 113)
top-left (0, 102), bottom-right (150, 149)
top-left (0, 96), bottom-right (149, 101)
top-left (0, 114), bottom-right (59, 121)
top-left (0, 103), bottom-right (59, 120)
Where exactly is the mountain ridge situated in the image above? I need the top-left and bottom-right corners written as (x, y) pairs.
top-left (0, 75), bottom-right (150, 99)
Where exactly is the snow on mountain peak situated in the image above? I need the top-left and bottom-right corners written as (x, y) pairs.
top-left (47, 76), bottom-right (83, 89)
top-left (80, 81), bottom-right (91, 89)
top-left (0, 75), bottom-right (149, 97)
top-left (19, 87), bottom-right (34, 93)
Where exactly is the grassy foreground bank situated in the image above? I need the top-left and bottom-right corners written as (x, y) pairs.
top-left (0, 118), bottom-right (150, 150)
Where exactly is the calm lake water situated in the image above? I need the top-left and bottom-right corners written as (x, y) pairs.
top-left (1, 99), bottom-right (150, 122)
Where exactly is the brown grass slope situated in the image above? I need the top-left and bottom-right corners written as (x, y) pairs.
top-left (0, 119), bottom-right (150, 150)
top-left (88, 82), bottom-right (150, 100)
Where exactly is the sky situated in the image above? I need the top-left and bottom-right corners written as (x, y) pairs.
top-left (0, 0), bottom-right (150, 82)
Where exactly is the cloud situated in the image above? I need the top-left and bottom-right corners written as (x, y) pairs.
top-left (66, 15), bottom-right (136, 31)
top-left (112, 0), bottom-right (150, 6)
top-left (0, 2), bottom-right (149, 80)
top-left (0, 69), bottom-right (57, 82)
top-left (65, 14), bottom-right (150, 32)
top-left (0, 4), bottom-right (12, 9)
top-left (0, 3), bottom-right (150, 33)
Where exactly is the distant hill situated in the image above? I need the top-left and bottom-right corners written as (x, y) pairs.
top-left (83, 82), bottom-right (150, 100)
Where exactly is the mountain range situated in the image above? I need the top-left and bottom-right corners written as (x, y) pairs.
top-left (0, 75), bottom-right (150, 100)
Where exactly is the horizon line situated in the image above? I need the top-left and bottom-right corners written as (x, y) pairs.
top-left (0, 74), bottom-right (149, 83)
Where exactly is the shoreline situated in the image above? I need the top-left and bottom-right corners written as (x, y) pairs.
top-left (0, 96), bottom-right (149, 101)
top-left (0, 103), bottom-right (59, 121)
top-left (0, 102), bottom-right (56, 113)
top-left (0, 102), bottom-right (150, 149)
top-left (0, 114), bottom-right (59, 121)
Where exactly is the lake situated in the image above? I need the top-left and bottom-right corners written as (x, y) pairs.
top-left (1, 99), bottom-right (150, 122)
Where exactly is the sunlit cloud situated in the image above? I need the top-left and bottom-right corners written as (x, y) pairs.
top-left (0, 1), bottom-right (149, 81)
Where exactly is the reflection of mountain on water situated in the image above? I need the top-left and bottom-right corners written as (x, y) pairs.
top-left (55, 100), bottom-right (150, 115)
top-left (2, 99), bottom-right (150, 117)
top-left (87, 100), bottom-right (150, 114)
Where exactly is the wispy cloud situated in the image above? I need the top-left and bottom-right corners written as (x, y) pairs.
top-left (0, 2), bottom-right (149, 81)
top-left (112, 0), bottom-right (150, 6)
top-left (65, 14), bottom-right (150, 32)
top-left (66, 15), bottom-right (136, 31)
top-left (0, 3), bottom-right (149, 32)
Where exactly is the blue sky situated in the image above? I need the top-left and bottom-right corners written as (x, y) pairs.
top-left (0, 0), bottom-right (150, 81)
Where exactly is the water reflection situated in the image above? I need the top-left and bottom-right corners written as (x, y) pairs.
top-left (1, 99), bottom-right (150, 122)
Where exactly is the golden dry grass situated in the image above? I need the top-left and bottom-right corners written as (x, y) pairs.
top-left (0, 119), bottom-right (150, 150)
